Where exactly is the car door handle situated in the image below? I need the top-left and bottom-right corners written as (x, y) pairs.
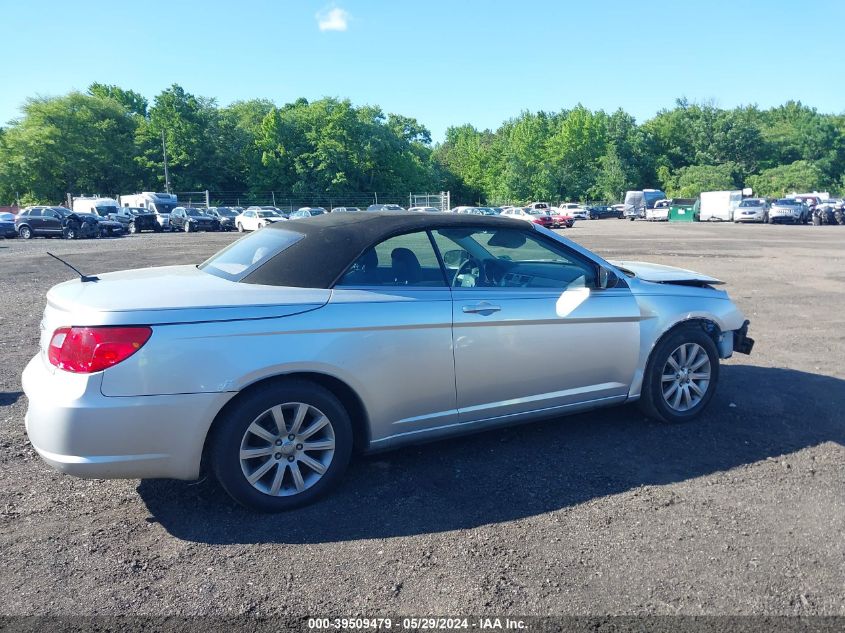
top-left (462, 302), bottom-right (501, 315)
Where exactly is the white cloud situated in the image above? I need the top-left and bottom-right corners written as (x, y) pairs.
top-left (316, 7), bottom-right (350, 32)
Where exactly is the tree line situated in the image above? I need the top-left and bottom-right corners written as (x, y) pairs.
top-left (0, 84), bottom-right (843, 207)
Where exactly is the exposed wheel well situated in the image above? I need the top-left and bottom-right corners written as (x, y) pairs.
top-left (201, 372), bottom-right (370, 474)
top-left (644, 318), bottom-right (721, 376)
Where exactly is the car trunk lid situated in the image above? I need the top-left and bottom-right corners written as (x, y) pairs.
top-left (43, 264), bottom-right (331, 330)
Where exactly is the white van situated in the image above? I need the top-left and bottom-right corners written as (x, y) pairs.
top-left (71, 196), bottom-right (120, 217)
top-left (699, 190), bottom-right (743, 222)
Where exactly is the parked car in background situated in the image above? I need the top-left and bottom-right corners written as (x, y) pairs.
top-left (102, 207), bottom-right (159, 234)
top-left (246, 206), bottom-right (289, 219)
top-left (611, 204), bottom-right (626, 217)
top-left (289, 207), bottom-right (328, 219)
top-left (366, 204), bottom-right (406, 212)
top-left (560, 203), bottom-right (589, 220)
top-left (23, 213), bottom-right (754, 511)
top-left (545, 209), bottom-right (574, 229)
top-left (15, 206), bottom-right (99, 239)
top-left (331, 207), bottom-right (361, 213)
top-left (82, 213), bottom-right (123, 237)
top-left (204, 207), bottom-right (239, 231)
top-left (408, 207), bottom-right (441, 213)
top-left (169, 207), bottom-right (220, 233)
top-left (813, 199), bottom-right (844, 225)
top-left (0, 212), bottom-right (17, 238)
top-left (118, 192), bottom-right (178, 231)
top-left (769, 199), bottom-right (809, 224)
top-left (526, 202), bottom-right (551, 212)
top-left (501, 206), bottom-right (555, 228)
top-left (646, 199), bottom-right (671, 221)
top-left (236, 209), bottom-right (286, 232)
top-left (790, 194), bottom-right (821, 211)
top-left (588, 205), bottom-right (623, 220)
top-left (624, 189), bottom-right (667, 220)
top-left (733, 198), bottom-right (769, 223)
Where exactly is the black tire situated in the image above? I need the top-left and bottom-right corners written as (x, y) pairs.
top-left (209, 379), bottom-right (354, 512)
top-left (64, 226), bottom-right (77, 240)
top-left (237, 223), bottom-right (244, 232)
top-left (128, 222), bottom-right (137, 234)
top-left (638, 325), bottom-right (720, 424)
top-left (18, 225), bottom-right (32, 239)
top-left (184, 222), bottom-right (192, 233)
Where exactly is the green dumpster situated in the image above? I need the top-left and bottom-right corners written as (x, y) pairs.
top-left (669, 198), bottom-right (698, 222)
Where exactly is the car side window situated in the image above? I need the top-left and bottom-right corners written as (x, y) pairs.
top-left (430, 227), bottom-right (597, 290)
top-left (336, 231), bottom-right (446, 287)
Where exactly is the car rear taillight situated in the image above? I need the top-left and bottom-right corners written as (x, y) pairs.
top-left (48, 326), bottom-right (152, 373)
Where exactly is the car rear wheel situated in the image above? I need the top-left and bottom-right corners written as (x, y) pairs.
top-left (210, 380), bottom-right (353, 511)
top-left (128, 222), bottom-right (137, 234)
top-left (639, 326), bottom-right (719, 423)
top-left (18, 225), bottom-right (32, 239)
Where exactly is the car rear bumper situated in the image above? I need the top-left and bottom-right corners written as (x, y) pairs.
top-left (22, 354), bottom-right (233, 480)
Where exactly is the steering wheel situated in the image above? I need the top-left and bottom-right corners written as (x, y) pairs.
top-left (452, 257), bottom-right (482, 287)
top-left (452, 257), bottom-right (504, 287)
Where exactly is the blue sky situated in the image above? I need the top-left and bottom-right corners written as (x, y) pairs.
top-left (2, 0), bottom-right (843, 141)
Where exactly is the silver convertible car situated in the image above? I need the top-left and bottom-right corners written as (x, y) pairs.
top-left (23, 214), bottom-right (753, 511)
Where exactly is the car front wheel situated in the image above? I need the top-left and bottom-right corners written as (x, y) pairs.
top-left (639, 326), bottom-right (719, 423)
top-left (210, 380), bottom-right (353, 511)
top-left (237, 223), bottom-right (244, 232)
top-left (18, 225), bottom-right (32, 239)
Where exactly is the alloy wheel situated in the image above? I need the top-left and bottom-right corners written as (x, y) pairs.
top-left (239, 402), bottom-right (336, 497)
top-left (661, 342), bottom-right (711, 412)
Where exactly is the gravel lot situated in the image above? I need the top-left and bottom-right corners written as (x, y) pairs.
top-left (0, 221), bottom-right (843, 618)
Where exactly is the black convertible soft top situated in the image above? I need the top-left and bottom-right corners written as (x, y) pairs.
top-left (242, 212), bottom-right (526, 288)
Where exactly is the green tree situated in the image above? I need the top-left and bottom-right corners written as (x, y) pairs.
top-left (0, 92), bottom-right (140, 203)
top-left (135, 84), bottom-right (221, 191)
top-left (662, 163), bottom-right (742, 198)
top-left (746, 160), bottom-right (825, 198)
top-left (87, 83), bottom-right (148, 117)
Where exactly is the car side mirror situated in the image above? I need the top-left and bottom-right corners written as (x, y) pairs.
top-left (598, 266), bottom-right (616, 289)
top-left (443, 249), bottom-right (469, 267)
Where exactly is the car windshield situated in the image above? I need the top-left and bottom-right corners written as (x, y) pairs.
top-left (217, 208), bottom-right (237, 217)
top-left (0, 213), bottom-right (14, 221)
top-left (739, 200), bottom-right (763, 207)
top-left (153, 203), bottom-right (176, 214)
top-left (258, 211), bottom-right (279, 218)
top-left (775, 199), bottom-right (799, 206)
top-left (185, 209), bottom-right (203, 216)
top-left (527, 209), bottom-right (544, 215)
top-left (200, 229), bottom-right (305, 281)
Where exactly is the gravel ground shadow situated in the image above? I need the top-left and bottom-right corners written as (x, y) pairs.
top-left (139, 365), bottom-right (844, 544)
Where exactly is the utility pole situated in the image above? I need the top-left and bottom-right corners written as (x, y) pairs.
top-left (161, 130), bottom-right (171, 194)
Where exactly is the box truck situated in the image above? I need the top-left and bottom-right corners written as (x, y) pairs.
top-left (699, 190), bottom-right (743, 222)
